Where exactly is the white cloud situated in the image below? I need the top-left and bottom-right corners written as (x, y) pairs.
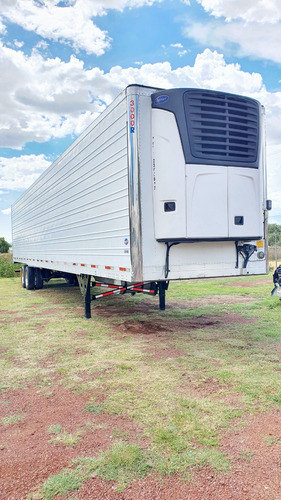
top-left (2, 207), bottom-right (11, 215)
top-left (0, 43), bottom-right (108, 148)
top-left (1, 43), bottom-right (281, 214)
top-left (184, 19), bottom-right (281, 65)
top-left (196, 0), bottom-right (281, 23)
top-left (0, 0), bottom-right (163, 55)
top-left (0, 17), bottom-right (6, 34)
top-left (2, 43), bottom-right (281, 152)
top-left (13, 40), bottom-right (24, 48)
top-left (0, 0), bottom-right (110, 56)
top-left (0, 155), bottom-right (52, 190)
top-left (170, 43), bottom-right (187, 57)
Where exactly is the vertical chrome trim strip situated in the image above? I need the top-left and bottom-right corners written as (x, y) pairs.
top-left (127, 91), bottom-right (143, 281)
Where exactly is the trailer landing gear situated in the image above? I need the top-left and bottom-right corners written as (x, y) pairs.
top-left (158, 281), bottom-right (169, 311)
top-left (77, 276), bottom-right (169, 319)
top-left (77, 275), bottom-right (92, 319)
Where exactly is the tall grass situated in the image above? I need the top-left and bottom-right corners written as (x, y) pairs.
top-left (0, 253), bottom-right (21, 278)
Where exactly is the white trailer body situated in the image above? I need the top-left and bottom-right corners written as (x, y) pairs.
top-left (12, 85), bottom-right (269, 306)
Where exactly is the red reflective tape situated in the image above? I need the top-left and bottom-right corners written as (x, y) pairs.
top-left (73, 263), bottom-right (76, 266)
top-left (105, 266), bottom-right (111, 270)
top-left (95, 283), bottom-right (120, 289)
top-left (91, 265), bottom-right (96, 268)
top-left (81, 264), bottom-right (85, 267)
top-left (94, 287), bottom-right (127, 299)
top-left (95, 290), bottom-right (115, 298)
top-left (119, 267), bottom-right (126, 272)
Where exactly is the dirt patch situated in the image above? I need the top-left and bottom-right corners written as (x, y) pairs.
top-left (172, 294), bottom-right (260, 308)
top-left (0, 386), bottom-right (147, 500)
top-left (177, 375), bottom-right (229, 398)
top-left (230, 277), bottom-right (273, 288)
top-left (95, 294), bottom-right (259, 319)
top-left (0, 316), bottom-right (26, 324)
top-left (144, 346), bottom-right (188, 361)
top-left (113, 312), bottom-right (256, 339)
top-left (38, 307), bottom-right (69, 316)
top-left (76, 410), bottom-right (281, 500)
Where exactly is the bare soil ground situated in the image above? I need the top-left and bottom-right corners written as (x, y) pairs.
top-left (1, 277), bottom-right (281, 500)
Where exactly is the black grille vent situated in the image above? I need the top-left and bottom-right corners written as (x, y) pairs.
top-left (184, 90), bottom-right (259, 165)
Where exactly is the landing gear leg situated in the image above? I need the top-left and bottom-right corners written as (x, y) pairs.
top-left (77, 275), bottom-right (92, 319)
top-left (158, 281), bottom-right (167, 311)
top-left (84, 277), bottom-right (91, 319)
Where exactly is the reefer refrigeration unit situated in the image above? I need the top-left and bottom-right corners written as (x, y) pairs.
top-left (12, 85), bottom-right (270, 317)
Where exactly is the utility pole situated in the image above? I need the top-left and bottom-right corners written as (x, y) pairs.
top-left (275, 229), bottom-right (278, 268)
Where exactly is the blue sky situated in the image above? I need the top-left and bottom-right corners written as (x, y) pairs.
top-left (1, 0), bottom-right (281, 241)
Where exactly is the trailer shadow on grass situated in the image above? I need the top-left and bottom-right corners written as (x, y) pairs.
top-left (32, 277), bottom-right (264, 338)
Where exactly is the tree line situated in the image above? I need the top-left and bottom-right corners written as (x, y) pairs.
top-left (0, 237), bottom-right (11, 253)
top-left (268, 224), bottom-right (281, 247)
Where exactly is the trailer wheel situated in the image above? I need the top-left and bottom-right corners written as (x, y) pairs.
top-left (34, 268), bottom-right (43, 289)
top-left (25, 266), bottom-right (35, 290)
top-left (21, 266), bottom-right (27, 288)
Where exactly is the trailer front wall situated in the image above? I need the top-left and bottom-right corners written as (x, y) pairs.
top-left (12, 92), bottom-right (132, 281)
top-left (138, 89), bottom-right (268, 281)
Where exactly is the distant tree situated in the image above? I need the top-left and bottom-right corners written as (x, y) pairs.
top-left (268, 224), bottom-right (281, 247)
top-left (0, 237), bottom-right (11, 253)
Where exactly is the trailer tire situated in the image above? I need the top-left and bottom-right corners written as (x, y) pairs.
top-left (21, 266), bottom-right (27, 288)
top-left (34, 268), bottom-right (43, 289)
top-left (25, 266), bottom-right (35, 290)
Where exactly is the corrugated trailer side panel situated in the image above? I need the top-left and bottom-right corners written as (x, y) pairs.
top-left (12, 91), bottom-right (132, 281)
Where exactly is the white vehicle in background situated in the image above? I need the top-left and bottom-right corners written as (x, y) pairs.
top-left (12, 85), bottom-right (271, 317)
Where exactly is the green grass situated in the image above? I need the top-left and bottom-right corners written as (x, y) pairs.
top-left (47, 424), bottom-right (83, 446)
top-left (83, 403), bottom-right (104, 414)
top-left (39, 442), bottom-right (152, 498)
top-left (263, 435), bottom-right (281, 446)
top-left (40, 468), bottom-right (85, 499)
top-left (47, 424), bottom-right (63, 434)
top-left (1, 273), bottom-right (281, 498)
top-left (49, 430), bottom-right (82, 447)
top-left (77, 441), bottom-right (153, 491)
top-left (1, 413), bottom-right (25, 426)
top-left (0, 253), bottom-right (20, 278)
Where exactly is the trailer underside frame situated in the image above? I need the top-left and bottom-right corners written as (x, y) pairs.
top-left (77, 274), bottom-right (169, 318)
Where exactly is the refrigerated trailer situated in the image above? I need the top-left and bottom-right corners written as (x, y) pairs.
top-left (12, 84), bottom-right (271, 317)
